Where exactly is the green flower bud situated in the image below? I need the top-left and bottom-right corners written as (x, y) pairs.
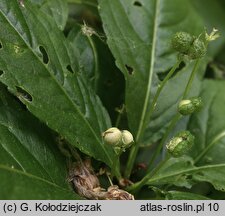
top-left (188, 38), bottom-right (206, 59)
top-left (102, 127), bottom-right (122, 146)
top-left (171, 32), bottom-right (194, 54)
top-left (178, 97), bottom-right (203, 115)
top-left (166, 130), bottom-right (195, 157)
top-left (121, 130), bottom-right (134, 148)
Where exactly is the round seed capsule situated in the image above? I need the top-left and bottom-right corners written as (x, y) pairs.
top-left (102, 127), bottom-right (122, 146)
top-left (171, 32), bottom-right (194, 54)
top-left (166, 130), bottom-right (195, 157)
top-left (188, 38), bottom-right (206, 59)
top-left (121, 130), bottom-right (134, 148)
top-left (178, 97), bottom-right (203, 116)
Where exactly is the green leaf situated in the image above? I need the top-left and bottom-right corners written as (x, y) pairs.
top-left (165, 191), bottom-right (210, 200)
top-left (67, 25), bottom-right (125, 124)
top-left (147, 157), bottom-right (225, 192)
top-left (141, 61), bottom-right (206, 145)
top-left (0, 1), bottom-right (115, 167)
top-left (148, 157), bottom-right (195, 188)
top-left (98, 0), bottom-right (204, 143)
top-left (193, 166), bottom-right (225, 192)
top-left (67, 0), bottom-right (97, 8)
top-left (188, 80), bottom-right (225, 164)
top-left (148, 186), bottom-right (210, 199)
top-left (0, 85), bottom-right (80, 199)
top-left (0, 165), bottom-right (80, 199)
top-left (67, 25), bottom-right (98, 88)
top-left (29, 0), bottom-right (68, 30)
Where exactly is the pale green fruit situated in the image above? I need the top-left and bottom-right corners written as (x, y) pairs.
top-left (102, 127), bottom-right (122, 146)
top-left (121, 130), bottom-right (134, 148)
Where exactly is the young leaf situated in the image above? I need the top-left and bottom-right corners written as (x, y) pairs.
top-left (0, 1), bottom-right (115, 167)
top-left (0, 85), bottom-right (80, 199)
top-left (98, 0), bottom-right (204, 143)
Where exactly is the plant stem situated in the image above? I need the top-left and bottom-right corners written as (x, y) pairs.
top-left (112, 150), bottom-right (122, 180)
top-left (182, 59), bottom-right (200, 99)
top-left (144, 60), bottom-right (182, 130)
top-left (147, 59), bottom-right (201, 171)
top-left (87, 36), bottom-right (99, 92)
top-left (124, 60), bottom-right (182, 178)
top-left (129, 59), bottom-right (201, 191)
top-left (115, 104), bottom-right (125, 128)
top-left (194, 131), bottom-right (225, 164)
top-left (127, 156), bottom-right (170, 193)
top-left (147, 114), bottom-right (181, 172)
top-left (112, 159), bottom-right (122, 180)
top-left (124, 145), bottom-right (138, 178)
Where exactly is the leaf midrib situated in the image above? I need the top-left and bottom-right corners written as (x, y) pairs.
top-left (0, 2), bottom-right (112, 166)
top-left (0, 164), bottom-right (71, 192)
top-left (148, 163), bottom-right (225, 184)
top-left (0, 121), bottom-right (55, 183)
top-left (136, 0), bottom-right (160, 141)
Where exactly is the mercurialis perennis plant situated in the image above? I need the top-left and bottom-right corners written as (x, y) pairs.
top-left (0, 0), bottom-right (224, 200)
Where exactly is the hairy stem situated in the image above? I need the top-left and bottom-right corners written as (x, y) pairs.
top-left (125, 60), bottom-right (182, 178)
